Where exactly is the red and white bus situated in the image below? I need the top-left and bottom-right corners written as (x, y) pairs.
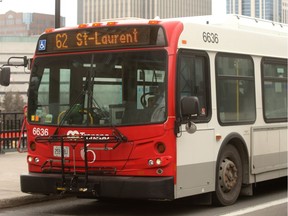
top-left (1, 15), bottom-right (287, 205)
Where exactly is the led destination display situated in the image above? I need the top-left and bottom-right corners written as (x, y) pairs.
top-left (37, 25), bottom-right (166, 53)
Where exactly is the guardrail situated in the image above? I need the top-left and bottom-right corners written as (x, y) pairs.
top-left (0, 112), bottom-right (27, 153)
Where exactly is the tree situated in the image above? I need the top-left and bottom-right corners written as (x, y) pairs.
top-left (2, 91), bottom-right (25, 112)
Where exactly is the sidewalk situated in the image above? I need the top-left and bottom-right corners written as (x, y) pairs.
top-left (0, 152), bottom-right (63, 209)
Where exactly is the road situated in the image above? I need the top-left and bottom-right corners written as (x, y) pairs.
top-left (0, 178), bottom-right (286, 216)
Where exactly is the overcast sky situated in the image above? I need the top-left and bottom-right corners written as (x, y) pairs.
top-left (0, 0), bottom-right (225, 26)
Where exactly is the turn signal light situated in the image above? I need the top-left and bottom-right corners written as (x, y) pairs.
top-left (156, 142), bottom-right (166, 153)
top-left (29, 141), bottom-right (36, 151)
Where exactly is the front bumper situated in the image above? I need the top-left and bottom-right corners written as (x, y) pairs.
top-left (20, 173), bottom-right (174, 200)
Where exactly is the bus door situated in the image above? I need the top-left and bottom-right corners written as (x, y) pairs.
top-left (175, 49), bottom-right (215, 198)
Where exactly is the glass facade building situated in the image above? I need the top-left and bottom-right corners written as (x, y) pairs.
top-left (226, 0), bottom-right (287, 23)
top-left (77, 0), bottom-right (212, 24)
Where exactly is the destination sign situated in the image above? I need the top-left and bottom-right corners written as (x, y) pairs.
top-left (36, 25), bottom-right (166, 53)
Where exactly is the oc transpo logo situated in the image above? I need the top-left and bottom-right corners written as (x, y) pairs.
top-left (67, 130), bottom-right (98, 163)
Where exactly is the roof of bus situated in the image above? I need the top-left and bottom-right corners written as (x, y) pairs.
top-left (48, 14), bottom-right (287, 36)
top-left (170, 15), bottom-right (287, 58)
top-left (163, 14), bottom-right (288, 35)
top-left (102, 14), bottom-right (288, 34)
top-left (41, 15), bottom-right (287, 58)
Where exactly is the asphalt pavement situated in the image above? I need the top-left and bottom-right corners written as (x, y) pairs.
top-left (0, 151), bottom-right (64, 209)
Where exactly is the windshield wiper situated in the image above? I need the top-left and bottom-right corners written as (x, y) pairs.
top-left (53, 55), bottom-right (96, 135)
top-left (112, 126), bottom-right (127, 142)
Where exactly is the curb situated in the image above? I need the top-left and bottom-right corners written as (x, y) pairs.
top-left (0, 194), bottom-right (69, 209)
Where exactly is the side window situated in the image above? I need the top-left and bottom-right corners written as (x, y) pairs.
top-left (177, 50), bottom-right (211, 121)
top-left (216, 53), bottom-right (256, 125)
top-left (262, 58), bottom-right (287, 122)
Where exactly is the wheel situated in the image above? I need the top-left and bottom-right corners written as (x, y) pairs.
top-left (213, 145), bottom-right (242, 206)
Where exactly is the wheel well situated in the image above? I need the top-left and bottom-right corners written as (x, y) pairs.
top-left (219, 133), bottom-right (250, 185)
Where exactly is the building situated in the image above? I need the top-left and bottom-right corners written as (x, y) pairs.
top-left (0, 36), bottom-right (37, 104)
top-left (0, 10), bottom-right (65, 36)
top-left (226, 0), bottom-right (288, 23)
top-left (0, 11), bottom-right (65, 106)
top-left (0, 10), bottom-right (65, 105)
top-left (283, 0), bottom-right (288, 23)
top-left (77, 0), bottom-right (212, 23)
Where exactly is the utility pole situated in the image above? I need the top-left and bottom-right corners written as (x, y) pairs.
top-left (55, 0), bottom-right (61, 28)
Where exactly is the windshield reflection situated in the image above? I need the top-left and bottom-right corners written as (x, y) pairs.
top-left (28, 50), bottom-right (167, 126)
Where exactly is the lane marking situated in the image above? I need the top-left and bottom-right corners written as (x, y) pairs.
top-left (219, 198), bottom-right (288, 216)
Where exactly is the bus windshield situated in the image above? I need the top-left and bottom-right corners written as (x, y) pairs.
top-left (28, 50), bottom-right (167, 127)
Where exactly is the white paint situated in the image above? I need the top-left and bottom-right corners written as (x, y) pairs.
top-left (219, 198), bottom-right (288, 216)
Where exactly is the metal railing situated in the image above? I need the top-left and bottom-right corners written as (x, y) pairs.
top-left (0, 111), bottom-right (27, 153)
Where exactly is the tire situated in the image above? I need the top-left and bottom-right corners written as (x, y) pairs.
top-left (213, 144), bottom-right (242, 206)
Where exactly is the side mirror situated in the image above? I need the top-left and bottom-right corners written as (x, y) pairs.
top-left (180, 96), bottom-right (200, 134)
top-left (0, 67), bottom-right (11, 86)
top-left (180, 96), bottom-right (200, 119)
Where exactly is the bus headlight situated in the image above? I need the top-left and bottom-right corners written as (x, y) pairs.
top-left (156, 158), bottom-right (162, 165)
top-left (148, 158), bottom-right (162, 166)
top-left (148, 156), bottom-right (171, 167)
top-left (148, 159), bottom-right (154, 166)
top-left (28, 156), bottom-right (33, 163)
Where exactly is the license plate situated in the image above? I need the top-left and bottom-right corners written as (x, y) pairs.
top-left (53, 146), bottom-right (70, 157)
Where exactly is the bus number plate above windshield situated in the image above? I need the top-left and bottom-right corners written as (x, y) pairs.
top-left (53, 146), bottom-right (70, 158)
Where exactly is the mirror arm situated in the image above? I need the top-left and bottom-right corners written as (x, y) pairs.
top-left (174, 118), bottom-right (181, 135)
top-left (6, 56), bottom-right (28, 67)
top-left (175, 115), bottom-right (198, 136)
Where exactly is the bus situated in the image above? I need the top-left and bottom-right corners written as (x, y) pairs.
top-left (1, 15), bottom-right (287, 206)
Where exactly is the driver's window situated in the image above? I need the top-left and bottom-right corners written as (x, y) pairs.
top-left (177, 49), bottom-right (211, 121)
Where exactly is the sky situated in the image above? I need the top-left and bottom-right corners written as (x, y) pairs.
top-left (0, 0), bottom-right (226, 27)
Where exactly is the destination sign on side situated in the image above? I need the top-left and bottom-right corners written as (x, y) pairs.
top-left (37, 26), bottom-right (162, 53)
